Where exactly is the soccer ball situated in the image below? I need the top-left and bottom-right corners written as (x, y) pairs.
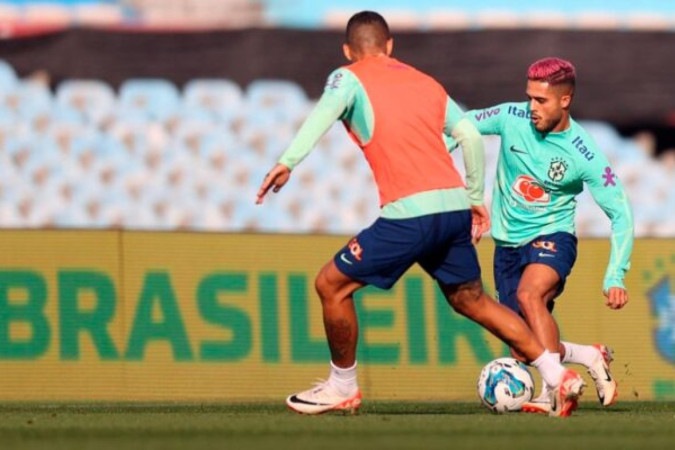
top-left (477, 357), bottom-right (535, 413)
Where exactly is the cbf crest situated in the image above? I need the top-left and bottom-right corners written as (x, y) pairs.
top-left (548, 158), bottom-right (568, 182)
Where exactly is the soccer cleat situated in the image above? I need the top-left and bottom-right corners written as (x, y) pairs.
top-left (587, 344), bottom-right (618, 406)
top-left (521, 388), bottom-right (551, 414)
top-left (521, 400), bottom-right (551, 415)
top-left (286, 380), bottom-right (362, 415)
top-left (549, 369), bottom-right (585, 418)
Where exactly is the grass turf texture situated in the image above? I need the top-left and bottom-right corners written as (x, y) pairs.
top-left (1, 401), bottom-right (673, 450)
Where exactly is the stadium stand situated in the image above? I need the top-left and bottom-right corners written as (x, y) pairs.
top-left (0, 1), bottom-right (673, 30)
top-left (0, 58), bottom-right (672, 236)
top-left (0, 0), bottom-right (265, 28)
top-left (266, 0), bottom-right (675, 30)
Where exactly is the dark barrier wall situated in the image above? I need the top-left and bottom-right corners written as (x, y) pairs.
top-left (1, 27), bottom-right (674, 127)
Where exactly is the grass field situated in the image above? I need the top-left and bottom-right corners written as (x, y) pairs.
top-left (1, 401), bottom-right (673, 450)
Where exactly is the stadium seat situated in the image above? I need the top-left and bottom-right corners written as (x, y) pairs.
top-left (56, 79), bottom-right (117, 126)
top-left (118, 78), bottom-right (181, 122)
top-left (0, 81), bottom-right (53, 130)
top-left (106, 117), bottom-right (170, 161)
top-left (245, 79), bottom-right (309, 122)
top-left (0, 59), bottom-right (19, 93)
top-left (182, 78), bottom-right (245, 123)
top-left (170, 118), bottom-right (222, 157)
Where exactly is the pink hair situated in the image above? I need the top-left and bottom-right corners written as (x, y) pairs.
top-left (527, 57), bottom-right (576, 86)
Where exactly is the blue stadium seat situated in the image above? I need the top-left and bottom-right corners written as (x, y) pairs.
top-left (245, 79), bottom-right (308, 122)
top-left (0, 59), bottom-right (18, 93)
top-left (0, 81), bottom-right (53, 128)
top-left (182, 78), bottom-right (244, 123)
top-left (56, 79), bottom-right (116, 126)
top-left (118, 78), bottom-right (180, 122)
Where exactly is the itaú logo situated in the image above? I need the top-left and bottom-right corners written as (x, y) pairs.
top-left (512, 175), bottom-right (550, 203)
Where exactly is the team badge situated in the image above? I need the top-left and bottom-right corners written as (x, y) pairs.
top-left (548, 158), bottom-right (568, 182)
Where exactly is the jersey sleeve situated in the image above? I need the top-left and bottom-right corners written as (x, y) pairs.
top-left (278, 68), bottom-right (358, 169)
top-left (580, 146), bottom-right (634, 291)
top-left (444, 97), bottom-right (485, 205)
top-left (445, 102), bottom-right (511, 152)
top-left (463, 103), bottom-right (511, 135)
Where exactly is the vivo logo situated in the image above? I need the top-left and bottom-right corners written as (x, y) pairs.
top-left (474, 108), bottom-right (500, 121)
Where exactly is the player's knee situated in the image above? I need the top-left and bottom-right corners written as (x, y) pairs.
top-left (314, 266), bottom-right (333, 303)
top-left (516, 288), bottom-right (543, 313)
top-left (446, 279), bottom-right (484, 315)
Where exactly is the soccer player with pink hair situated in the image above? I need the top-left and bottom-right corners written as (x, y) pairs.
top-left (462, 57), bottom-right (634, 413)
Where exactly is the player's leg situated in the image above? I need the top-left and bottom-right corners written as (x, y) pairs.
top-left (440, 280), bottom-right (547, 361)
top-left (493, 242), bottom-right (561, 412)
top-left (517, 263), bottom-right (560, 353)
top-left (315, 260), bottom-right (363, 368)
top-left (285, 259), bottom-right (364, 414)
top-left (438, 279), bottom-right (584, 417)
top-left (516, 233), bottom-right (577, 357)
top-left (516, 263), bottom-right (562, 413)
top-left (520, 233), bottom-right (617, 406)
top-left (519, 233), bottom-right (615, 409)
top-left (561, 341), bottom-right (618, 406)
top-left (422, 211), bottom-right (584, 417)
top-left (286, 218), bottom-right (417, 414)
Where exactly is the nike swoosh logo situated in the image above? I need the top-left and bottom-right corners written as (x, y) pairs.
top-left (340, 253), bottom-right (353, 265)
top-left (510, 145), bottom-right (528, 154)
top-left (538, 253), bottom-right (555, 258)
top-left (603, 367), bottom-right (612, 382)
top-left (589, 366), bottom-right (612, 383)
top-left (288, 395), bottom-right (331, 406)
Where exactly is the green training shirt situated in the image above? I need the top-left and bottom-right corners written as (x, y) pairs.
top-left (464, 102), bottom-right (634, 291)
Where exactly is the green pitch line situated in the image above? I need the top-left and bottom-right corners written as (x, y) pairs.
top-left (0, 401), bottom-right (673, 450)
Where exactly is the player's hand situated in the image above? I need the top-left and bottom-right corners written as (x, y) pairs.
top-left (604, 286), bottom-right (628, 310)
top-left (256, 164), bottom-right (291, 204)
top-left (470, 204), bottom-right (491, 245)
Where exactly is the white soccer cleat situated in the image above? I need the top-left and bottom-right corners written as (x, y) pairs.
top-left (587, 344), bottom-right (618, 406)
top-left (549, 369), bottom-right (586, 418)
top-left (286, 380), bottom-right (362, 415)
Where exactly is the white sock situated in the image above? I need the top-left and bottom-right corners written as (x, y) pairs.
top-left (533, 383), bottom-right (551, 402)
top-left (533, 352), bottom-right (560, 399)
top-left (329, 360), bottom-right (358, 396)
top-left (531, 350), bottom-right (565, 389)
top-left (561, 341), bottom-right (599, 367)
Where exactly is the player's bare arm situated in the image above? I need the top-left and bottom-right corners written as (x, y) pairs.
top-left (255, 164), bottom-right (291, 204)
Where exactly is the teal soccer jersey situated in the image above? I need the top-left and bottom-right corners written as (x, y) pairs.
top-left (465, 102), bottom-right (634, 291)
